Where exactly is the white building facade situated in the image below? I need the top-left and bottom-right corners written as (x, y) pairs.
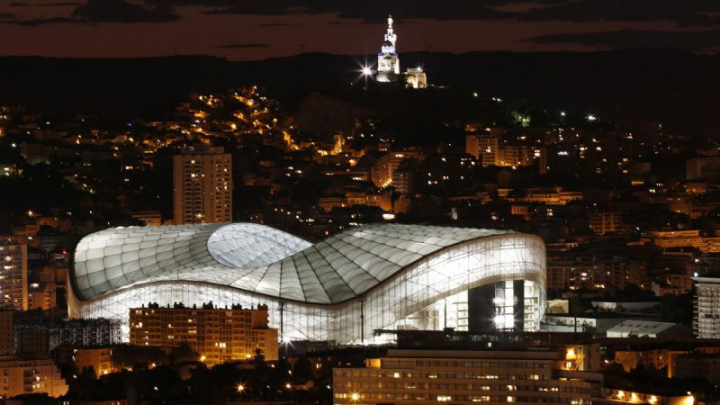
top-left (694, 277), bottom-right (720, 338)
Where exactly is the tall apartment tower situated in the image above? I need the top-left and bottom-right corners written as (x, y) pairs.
top-left (173, 145), bottom-right (232, 224)
top-left (0, 240), bottom-right (28, 311)
top-left (589, 211), bottom-right (624, 235)
top-left (694, 277), bottom-right (720, 339)
top-left (466, 132), bottom-right (500, 167)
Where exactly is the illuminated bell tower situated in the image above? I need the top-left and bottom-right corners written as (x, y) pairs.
top-left (377, 15), bottom-right (400, 83)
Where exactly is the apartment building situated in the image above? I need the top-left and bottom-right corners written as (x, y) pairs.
top-left (173, 145), bottom-right (232, 224)
top-left (129, 303), bottom-right (278, 366)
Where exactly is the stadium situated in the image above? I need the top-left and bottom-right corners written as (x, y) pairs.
top-left (69, 223), bottom-right (546, 343)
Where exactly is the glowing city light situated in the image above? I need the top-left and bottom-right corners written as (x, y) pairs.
top-left (586, 114), bottom-right (597, 121)
top-left (361, 66), bottom-right (373, 76)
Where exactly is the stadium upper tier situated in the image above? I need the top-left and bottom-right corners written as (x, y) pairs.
top-left (72, 223), bottom-right (516, 304)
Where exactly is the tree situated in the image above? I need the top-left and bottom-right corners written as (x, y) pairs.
top-left (292, 357), bottom-right (313, 381)
top-left (250, 348), bottom-right (270, 396)
top-left (657, 292), bottom-right (694, 325)
top-left (169, 342), bottom-right (199, 365)
top-left (111, 344), bottom-right (167, 370)
top-left (80, 365), bottom-right (98, 380)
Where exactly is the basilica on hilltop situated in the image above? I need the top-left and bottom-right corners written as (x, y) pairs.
top-left (375, 15), bottom-right (428, 89)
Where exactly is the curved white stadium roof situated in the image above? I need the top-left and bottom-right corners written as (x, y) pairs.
top-left (72, 223), bottom-right (515, 304)
top-left (71, 223), bottom-right (546, 342)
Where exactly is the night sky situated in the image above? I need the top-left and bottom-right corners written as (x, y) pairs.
top-left (1, 0), bottom-right (719, 60)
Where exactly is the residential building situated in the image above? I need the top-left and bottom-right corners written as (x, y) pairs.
top-left (547, 258), bottom-right (648, 291)
top-left (0, 240), bottom-right (28, 311)
top-left (333, 347), bottom-right (599, 404)
top-left (466, 133), bottom-right (499, 167)
top-left (640, 230), bottom-right (720, 253)
top-left (173, 145), bottom-right (232, 224)
top-left (55, 346), bottom-right (115, 377)
top-left (589, 212), bottom-right (625, 235)
top-left (129, 303), bottom-right (279, 366)
top-left (391, 163), bottom-right (416, 195)
top-left (686, 156), bottom-right (720, 182)
top-left (0, 356), bottom-right (68, 398)
top-left (613, 348), bottom-right (689, 374)
top-left (673, 353), bottom-right (720, 384)
top-left (694, 277), bottom-right (720, 339)
top-left (27, 283), bottom-right (54, 311)
top-left (512, 188), bottom-right (583, 206)
top-left (371, 151), bottom-right (421, 188)
top-left (15, 319), bottom-right (122, 354)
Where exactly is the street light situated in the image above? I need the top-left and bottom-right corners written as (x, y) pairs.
top-left (355, 63), bottom-right (375, 91)
top-left (237, 384), bottom-right (245, 393)
top-left (586, 114), bottom-right (597, 121)
top-left (351, 392), bottom-right (360, 401)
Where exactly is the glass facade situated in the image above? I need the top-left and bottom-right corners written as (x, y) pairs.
top-left (70, 223), bottom-right (546, 343)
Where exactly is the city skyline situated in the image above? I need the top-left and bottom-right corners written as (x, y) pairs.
top-left (3, 3), bottom-right (720, 404)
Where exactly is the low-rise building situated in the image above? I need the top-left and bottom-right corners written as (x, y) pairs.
top-left (589, 212), bottom-right (625, 235)
top-left (14, 318), bottom-right (122, 354)
top-left (333, 347), bottom-right (599, 405)
top-left (542, 315), bottom-right (626, 333)
top-left (641, 230), bottom-right (720, 254)
top-left (613, 348), bottom-right (689, 374)
top-left (512, 187), bottom-right (583, 206)
top-left (27, 283), bottom-right (54, 311)
top-left (673, 353), bottom-right (720, 384)
top-left (55, 346), bottom-right (115, 377)
top-left (606, 320), bottom-right (688, 339)
top-left (0, 356), bottom-right (68, 398)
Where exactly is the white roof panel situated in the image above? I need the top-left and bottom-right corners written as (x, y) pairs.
top-left (72, 222), bottom-right (514, 304)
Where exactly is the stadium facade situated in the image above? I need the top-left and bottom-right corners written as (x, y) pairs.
top-left (69, 223), bottom-right (546, 343)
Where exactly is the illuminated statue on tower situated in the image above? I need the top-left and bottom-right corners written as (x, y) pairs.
top-left (376, 15), bottom-right (400, 83)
